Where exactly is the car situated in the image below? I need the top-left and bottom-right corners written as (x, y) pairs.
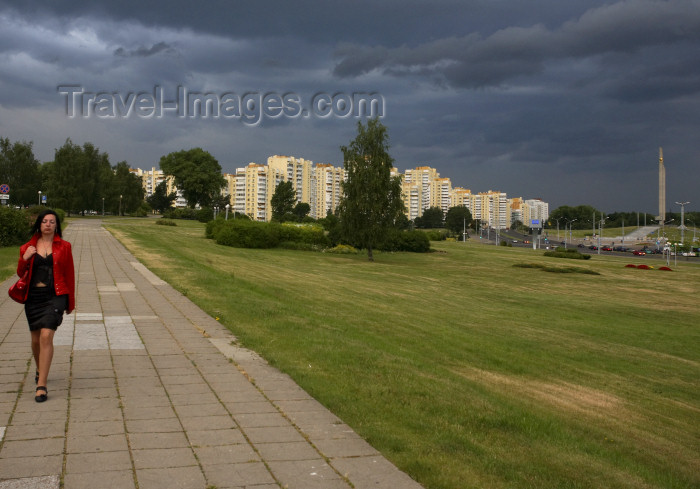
top-left (588, 245), bottom-right (598, 250)
top-left (578, 244), bottom-right (585, 248)
top-left (633, 250), bottom-right (646, 256)
top-left (602, 246), bottom-right (612, 251)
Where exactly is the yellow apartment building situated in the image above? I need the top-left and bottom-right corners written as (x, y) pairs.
top-left (234, 163), bottom-right (284, 221)
top-left (267, 155), bottom-right (315, 207)
top-left (314, 163), bottom-right (346, 219)
top-left (430, 177), bottom-right (452, 215)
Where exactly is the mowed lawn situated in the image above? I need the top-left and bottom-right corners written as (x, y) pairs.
top-left (12, 218), bottom-right (698, 489)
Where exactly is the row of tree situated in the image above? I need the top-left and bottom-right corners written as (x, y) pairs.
top-left (0, 137), bottom-right (145, 215)
top-left (547, 205), bottom-right (699, 231)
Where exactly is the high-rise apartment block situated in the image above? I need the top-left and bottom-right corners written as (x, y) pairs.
top-left (133, 158), bottom-right (548, 229)
top-left (314, 164), bottom-right (346, 219)
top-left (133, 167), bottom-right (187, 207)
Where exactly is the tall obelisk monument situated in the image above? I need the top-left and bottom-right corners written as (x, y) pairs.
top-left (657, 147), bottom-right (666, 222)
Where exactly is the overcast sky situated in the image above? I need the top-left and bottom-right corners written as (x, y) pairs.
top-left (1, 0), bottom-right (698, 213)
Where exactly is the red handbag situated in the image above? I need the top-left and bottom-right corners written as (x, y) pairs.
top-left (8, 270), bottom-right (30, 304)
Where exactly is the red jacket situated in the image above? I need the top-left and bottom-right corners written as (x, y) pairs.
top-left (18, 234), bottom-right (76, 314)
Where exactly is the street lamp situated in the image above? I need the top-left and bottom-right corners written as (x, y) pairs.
top-left (38, 190), bottom-right (42, 205)
top-left (119, 194), bottom-right (123, 216)
top-left (565, 219), bottom-right (576, 249)
top-left (102, 197), bottom-right (105, 216)
top-left (225, 203), bottom-right (230, 220)
top-left (598, 216), bottom-right (609, 255)
top-left (675, 201), bottom-right (690, 245)
top-left (688, 220), bottom-right (697, 243)
top-left (553, 217), bottom-right (561, 240)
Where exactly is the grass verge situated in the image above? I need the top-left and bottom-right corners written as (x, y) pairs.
top-left (92, 219), bottom-right (700, 488)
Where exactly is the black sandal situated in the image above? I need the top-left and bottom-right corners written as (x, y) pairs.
top-left (35, 386), bottom-right (48, 403)
top-left (35, 371), bottom-right (39, 384)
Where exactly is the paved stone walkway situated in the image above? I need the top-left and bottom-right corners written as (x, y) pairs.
top-left (0, 220), bottom-right (424, 489)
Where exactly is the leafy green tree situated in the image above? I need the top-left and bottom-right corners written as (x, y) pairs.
top-left (270, 181), bottom-right (296, 221)
top-left (445, 206), bottom-right (472, 235)
top-left (147, 181), bottom-right (178, 214)
top-left (111, 161), bottom-right (144, 215)
top-left (159, 148), bottom-right (225, 208)
top-left (337, 118), bottom-right (404, 261)
top-left (0, 137), bottom-right (41, 207)
top-left (211, 193), bottom-right (231, 210)
top-left (293, 202), bottom-right (311, 221)
top-left (43, 139), bottom-right (112, 215)
top-left (418, 206), bottom-right (444, 228)
top-left (549, 205), bottom-right (601, 230)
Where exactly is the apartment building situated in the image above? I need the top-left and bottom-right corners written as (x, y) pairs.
top-left (233, 163), bottom-right (284, 221)
top-left (267, 155), bottom-right (315, 205)
top-left (132, 159), bottom-right (548, 227)
top-left (430, 177), bottom-right (452, 215)
top-left (133, 167), bottom-right (186, 207)
top-left (524, 199), bottom-right (549, 227)
top-left (314, 164), bottom-right (346, 219)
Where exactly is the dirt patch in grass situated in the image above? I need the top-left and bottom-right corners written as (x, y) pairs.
top-left (454, 366), bottom-right (627, 420)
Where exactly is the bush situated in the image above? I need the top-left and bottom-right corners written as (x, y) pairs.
top-left (379, 229), bottom-right (431, 252)
top-left (161, 208), bottom-right (199, 220)
top-left (214, 220), bottom-right (281, 248)
top-left (0, 206), bottom-right (32, 247)
top-left (197, 207), bottom-right (214, 223)
top-left (543, 247), bottom-right (591, 260)
top-left (425, 230), bottom-right (448, 241)
top-left (325, 244), bottom-right (359, 254)
top-left (205, 217), bottom-right (227, 239)
top-left (279, 223), bottom-right (330, 247)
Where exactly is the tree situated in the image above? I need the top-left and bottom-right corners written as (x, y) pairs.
top-left (159, 148), bottom-right (225, 208)
top-left (337, 118), bottom-right (404, 261)
top-left (111, 161), bottom-right (144, 215)
top-left (549, 205), bottom-right (600, 230)
top-left (270, 181), bottom-right (296, 221)
top-left (417, 206), bottom-right (444, 228)
top-left (293, 202), bottom-right (311, 221)
top-left (0, 137), bottom-right (41, 207)
top-left (43, 139), bottom-right (112, 215)
top-left (147, 181), bottom-right (177, 214)
top-left (211, 193), bottom-right (231, 210)
top-left (445, 206), bottom-right (472, 236)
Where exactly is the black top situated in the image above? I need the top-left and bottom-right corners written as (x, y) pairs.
top-left (31, 253), bottom-right (54, 289)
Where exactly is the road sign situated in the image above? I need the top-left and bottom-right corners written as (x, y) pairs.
top-left (0, 184), bottom-right (9, 194)
top-left (0, 194), bottom-right (9, 200)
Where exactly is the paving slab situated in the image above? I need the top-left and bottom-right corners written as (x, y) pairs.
top-left (0, 219), bottom-right (424, 489)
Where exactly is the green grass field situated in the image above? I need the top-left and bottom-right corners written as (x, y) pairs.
top-left (3, 218), bottom-right (699, 489)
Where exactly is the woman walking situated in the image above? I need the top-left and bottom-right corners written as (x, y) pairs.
top-left (17, 210), bottom-right (75, 402)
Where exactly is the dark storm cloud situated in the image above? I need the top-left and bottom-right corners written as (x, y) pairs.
top-left (114, 41), bottom-right (174, 58)
top-left (333, 0), bottom-right (700, 92)
top-left (0, 0), bottom-right (698, 212)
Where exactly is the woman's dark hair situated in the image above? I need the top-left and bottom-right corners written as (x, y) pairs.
top-left (31, 209), bottom-right (62, 238)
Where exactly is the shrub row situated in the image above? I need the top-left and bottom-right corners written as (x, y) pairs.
top-left (0, 206), bottom-right (66, 247)
top-left (378, 229), bottom-right (431, 253)
top-left (207, 219), bottom-right (330, 249)
top-left (543, 247), bottom-right (591, 260)
top-left (207, 218), bottom-right (431, 253)
top-left (161, 207), bottom-right (213, 223)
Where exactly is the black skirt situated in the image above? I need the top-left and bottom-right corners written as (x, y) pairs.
top-left (24, 286), bottom-right (68, 332)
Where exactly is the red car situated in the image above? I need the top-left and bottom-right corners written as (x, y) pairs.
top-left (632, 250), bottom-right (646, 256)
